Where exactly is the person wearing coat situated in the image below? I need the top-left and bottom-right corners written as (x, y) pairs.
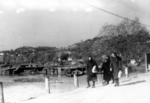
top-left (110, 53), bottom-right (122, 87)
top-left (101, 56), bottom-right (111, 85)
top-left (86, 56), bottom-right (98, 88)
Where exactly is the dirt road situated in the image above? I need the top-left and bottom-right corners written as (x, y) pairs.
top-left (20, 72), bottom-right (150, 103)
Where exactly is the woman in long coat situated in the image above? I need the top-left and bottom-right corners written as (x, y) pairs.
top-left (101, 56), bottom-right (111, 85)
top-left (110, 53), bottom-right (122, 87)
top-left (86, 56), bottom-right (98, 88)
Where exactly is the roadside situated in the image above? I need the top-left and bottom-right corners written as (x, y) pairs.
top-left (19, 71), bottom-right (150, 103)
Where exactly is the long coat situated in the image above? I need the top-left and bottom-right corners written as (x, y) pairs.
top-left (101, 60), bottom-right (111, 82)
top-left (110, 57), bottom-right (121, 79)
top-left (86, 60), bottom-right (97, 81)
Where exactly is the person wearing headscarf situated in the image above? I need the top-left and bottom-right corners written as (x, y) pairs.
top-left (86, 56), bottom-right (98, 88)
top-left (101, 56), bottom-right (111, 85)
top-left (110, 53), bottom-right (122, 87)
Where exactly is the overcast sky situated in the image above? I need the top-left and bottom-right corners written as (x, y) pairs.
top-left (0, 0), bottom-right (150, 50)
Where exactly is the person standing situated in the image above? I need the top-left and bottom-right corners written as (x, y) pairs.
top-left (101, 56), bottom-right (111, 85)
top-left (116, 54), bottom-right (122, 70)
top-left (110, 53), bottom-right (121, 87)
top-left (86, 56), bottom-right (98, 88)
top-left (124, 64), bottom-right (129, 80)
top-left (110, 56), bottom-right (114, 83)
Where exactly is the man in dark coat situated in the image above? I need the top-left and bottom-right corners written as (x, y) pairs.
top-left (101, 56), bottom-right (111, 85)
top-left (86, 56), bottom-right (98, 88)
top-left (110, 53), bottom-right (122, 87)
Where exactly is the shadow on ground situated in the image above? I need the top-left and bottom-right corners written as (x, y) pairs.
top-left (121, 80), bottom-right (146, 86)
top-left (122, 79), bottom-right (131, 82)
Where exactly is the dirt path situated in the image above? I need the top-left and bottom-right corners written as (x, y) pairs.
top-left (19, 72), bottom-right (150, 103)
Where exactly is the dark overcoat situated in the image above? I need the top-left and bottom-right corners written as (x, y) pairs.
top-left (101, 60), bottom-right (111, 82)
top-left (110, 57), bottom-right (120, 79)
top-left (86, 60), bottom-right (97, 81)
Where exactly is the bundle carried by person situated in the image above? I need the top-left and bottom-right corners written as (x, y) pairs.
top-left (118, 69), bottom-right (123, 78)
top-left (92, 65), bottom-right (98, 73)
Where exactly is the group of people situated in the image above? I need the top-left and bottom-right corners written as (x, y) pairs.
top-left (86, 52), bottom-right (122, 88)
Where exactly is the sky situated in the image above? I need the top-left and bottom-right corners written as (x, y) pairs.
top-left (0, 0), bottom-right (150, 50)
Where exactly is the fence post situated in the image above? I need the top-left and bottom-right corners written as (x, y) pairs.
top-left (58, 67), bottom-right (61, 77)
top-left (45, 68), bottom-right (50, 93)
top-left (73, 71), bottom-right (79, 87)
top-left (101, 72), bottom-right (103, 85)
top-left (45, 76), bottom-right (50, 93)
top-left (145, 54), bottom-right (148, 73)
top-left (0, 82), bottom-right (4, 103)
top-left (48, 77), bottom-right (50, 93)
top-left (125, 67), bottom-right (129, 80)
top-left (0, 68), bottom-right (2, 75)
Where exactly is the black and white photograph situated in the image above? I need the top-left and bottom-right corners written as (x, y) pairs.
top-left (0, 0), bottom-right (150, 103)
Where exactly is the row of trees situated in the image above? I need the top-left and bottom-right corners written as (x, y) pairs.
top-left (69, 18), bottom-right (150, 63)
top-left (2, 46), bottom-right (58, 65)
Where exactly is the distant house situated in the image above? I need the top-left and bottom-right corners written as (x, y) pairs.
top-left (68, 57), bottom-right (72, 61)
top-left (0, 52), bottom-right (4, 63)
top-left (130, 59), bottom-right (136, 65)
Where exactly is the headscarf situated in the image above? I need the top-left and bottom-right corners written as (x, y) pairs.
top-left (111, 52), bottom-right (117, 58)
top-left (102, 55), bottom-right (107, 60)
top-left (88, 55), bottom-right (93, 62)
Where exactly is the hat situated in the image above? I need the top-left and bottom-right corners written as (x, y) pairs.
top-left (102, 55), bottom-right (107, 59)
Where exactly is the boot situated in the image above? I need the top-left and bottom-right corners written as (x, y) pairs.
top-left (86, 78), bottom-right (90, 88)
top-left (114, 79), bottom-right (117, 87)
top-left (112, 79), bottom-right (114, 84)
top-left (86, 82), bottom-right (90, 88)
top-left (106, 81), bottom-right (109, 85)
top-left (92, 81), bottom-right (95, 88)
top-left (111, 72), bottom-right (114, 83)
top-left (116, 79), bottom-right (119, 86)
